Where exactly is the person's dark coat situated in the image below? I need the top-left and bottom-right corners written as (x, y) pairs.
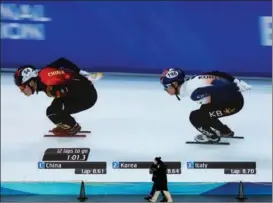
top-left (154, 161), bottom-right (168, 191)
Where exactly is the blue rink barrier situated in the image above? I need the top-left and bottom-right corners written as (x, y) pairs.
top-left (1, 182), bottom-right (272, 195)
top-left (1, 1), bottom-right (272, 77)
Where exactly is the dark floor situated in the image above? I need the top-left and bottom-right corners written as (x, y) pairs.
top-left (1, 195), bottom-right (272, 202)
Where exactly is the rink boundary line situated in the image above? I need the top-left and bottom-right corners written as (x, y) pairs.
top-left (1, 68), bottom-right (272, 81)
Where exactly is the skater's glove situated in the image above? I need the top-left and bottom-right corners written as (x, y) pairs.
top-left (79, 70), bottom-right (103, 81)
top-left (233, 79), bottom-right (252, 92)
top-left (46, 85), bottom-right (68, 98)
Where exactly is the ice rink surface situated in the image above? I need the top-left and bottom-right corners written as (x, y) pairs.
top-left (1, 73), bottom-right (272, 182)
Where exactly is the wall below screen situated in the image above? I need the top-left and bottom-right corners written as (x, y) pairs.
top-left (1, 1), bottom-right (272, 77)
top-left (1, 182), bottom-right (272, 195)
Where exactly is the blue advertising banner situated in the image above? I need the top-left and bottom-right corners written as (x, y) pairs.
top-left (1, 1), bottom-right (272, 77)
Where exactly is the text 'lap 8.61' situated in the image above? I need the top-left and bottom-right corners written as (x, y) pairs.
top-left (38, 148), bottom-right (107, 175)
top-left (112, 161), bottom-right (182, 174)
top-left (187, 161), bottom-right (256, 175)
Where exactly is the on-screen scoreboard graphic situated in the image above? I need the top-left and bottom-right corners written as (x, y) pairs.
top-left (37, 148), bottom-right (257, 175)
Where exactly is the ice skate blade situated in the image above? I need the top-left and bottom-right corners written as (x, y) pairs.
top-left (222, 136), bottom-right (244, 139)
top-left (44, 134), bottom-right (87, 137)
top-left (186, 141), bottom-right (230, 145)
top-left (49, 130), bottom-right (91, 133)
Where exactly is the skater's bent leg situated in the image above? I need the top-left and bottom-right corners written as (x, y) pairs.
top-left (201, 95), bottom-right (244, 119)
top-left (46, 83), bottom-right (97, 135)
top-left (189, 110), bottom-right (220, 143)
top-left (46, 98), bottom-right (77, 128)
top-left (189, 110), bottom-right (217, 137)
top-left (65, 82), bottom-right (98, 114)
top-left (200, 96), bottom-right (244, 135)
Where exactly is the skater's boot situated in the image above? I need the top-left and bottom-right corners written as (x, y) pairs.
top-left (51, 125), bottom-right (67, 136)
top-left (67, 122), bottom-right (81, 135)
top-left (219, 125), bottom-right (234, 137)
top-left (194, 127), bottom-right (220, 143)
top-left (208, 133), bottom-right (221, 143)
top-left (51, 123), bottom-right (81, 136)
top-left (194, 134), bottom-right (210, 143)
top-left (194, 133), bottom-right (220, 143)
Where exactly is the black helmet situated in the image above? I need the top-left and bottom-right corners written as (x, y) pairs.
top-left (14, 65), bottom-right (38, 87)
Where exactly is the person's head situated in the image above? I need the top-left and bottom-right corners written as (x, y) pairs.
top-left (160, 68), bottom-right (185, 100)
top-left (154, 157), bottom-right (162, 165)
top-left (14, 65), bottom-right (38, 96)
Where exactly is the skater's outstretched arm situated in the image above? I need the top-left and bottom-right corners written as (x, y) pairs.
top-left (205, 71), bottom-right (252, 92)
top-left (46, 57), bottom-right (103, 82)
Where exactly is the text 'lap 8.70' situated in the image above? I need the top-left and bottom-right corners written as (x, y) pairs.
top-left (187, 161), bottom-right (256, 175)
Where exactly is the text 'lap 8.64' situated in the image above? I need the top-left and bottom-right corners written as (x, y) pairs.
top-left (112, 161), bottom-right (182, 174)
